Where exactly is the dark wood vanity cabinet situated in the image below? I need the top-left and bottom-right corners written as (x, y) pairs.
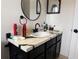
top-left (46, 34), bottom-right (62, 59)
top-left (9, 43), bottom-right (28, 59)
top-left (29, 44), bottom-right (45, 59)
top-left (9, 43), bottom-right (45, 59)
top-left (46, 44), bottom-right (56, 59)
top-left (9, 34), bottom-right (62, 59)
top-left (56, 41), bottom-right (61, 58)
top-left (56, 34), bottom-right (62, 58)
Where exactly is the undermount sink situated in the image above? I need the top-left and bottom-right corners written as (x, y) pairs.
top-left (49, 30), bottom-right (62, 34)
top-left (30, 31), bottom-right (51, 38)
top-left (29, 30), bottom-right (62, 38)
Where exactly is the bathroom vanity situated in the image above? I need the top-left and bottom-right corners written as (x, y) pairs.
top-left (8, 31), bottom-right (62, 59)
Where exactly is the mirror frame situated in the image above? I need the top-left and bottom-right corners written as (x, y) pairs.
top-left (21, 0), bottom-right (41, 21)
top-left (47, 0), bottom-right (61, 14)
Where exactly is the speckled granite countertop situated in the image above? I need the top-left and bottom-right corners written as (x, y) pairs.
top-left (8, 30), bottom-right (62, 52)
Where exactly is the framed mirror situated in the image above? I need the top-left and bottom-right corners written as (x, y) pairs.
top-left (21, 0), bottom-right (41, 21)
top-left (47, 0), bottom-right (61, 14)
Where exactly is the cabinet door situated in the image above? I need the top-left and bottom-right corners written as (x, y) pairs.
top-left (46, 37), bottom-right (56, 49)
top-left (29, 44), bottom-right (45, 59)
top-left (15, 53), bottom-right (28, 59)
top-left (46, 44), bottom-right (56, 59)
top-left (35, 53), bottom-right (45, 59)
top-left (56, 41), bottom-right (61, 57)
top-left (9, 43), bottom-right (18, 59)
top-left (9, 43), bottom-right (28, 59)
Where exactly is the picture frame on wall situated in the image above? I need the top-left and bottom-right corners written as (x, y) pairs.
top-left (47, 0), bottom-right (61, 14)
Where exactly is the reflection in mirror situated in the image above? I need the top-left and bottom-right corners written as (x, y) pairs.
top-left (21, 0), bottom-right (41, 21)
top-left (47, 0), bottom-right (61, 14)
top-left (36, 0), bottom-right (41, 14)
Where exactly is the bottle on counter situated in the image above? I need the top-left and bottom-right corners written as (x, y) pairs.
top-left (22, 24), bottom-right (27, 37)
top-left (49, 25), bottom-right (55, 31)
top-left (13, 24), bottom-right (17, 35)
top-left (43, 22), bottom-right (48, 31)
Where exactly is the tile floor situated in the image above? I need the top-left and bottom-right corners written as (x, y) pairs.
top-left (57, 55), bottom-right (68, 59)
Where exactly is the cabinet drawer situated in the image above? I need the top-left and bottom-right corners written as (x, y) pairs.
top-left (57, 34), bottom-right (62, 42)
top-left (46, 37), bottom-right (56, 48)
top-left (29, 44), bottom-right (45, 59)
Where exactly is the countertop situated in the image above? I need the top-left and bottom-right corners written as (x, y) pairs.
top-left (8, 30), bottom-right (62, 52)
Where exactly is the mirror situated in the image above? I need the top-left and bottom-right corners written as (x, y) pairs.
top-left (21, 0), bottom-right (41, 21)
top-left (47, 0), bottom-right (61, 14)
top-left (36, 0), bottom-right (41, 14)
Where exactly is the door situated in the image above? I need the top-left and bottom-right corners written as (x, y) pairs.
top-left (68, 0), bottom-right (78, 59)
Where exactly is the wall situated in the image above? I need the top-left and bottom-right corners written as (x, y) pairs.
top-left (46, 0), bottom-right (75, 57)
top-left (1, 0), bottom-right (22, 59)
top-left (1, 0), bottom-right (46, 59)
top-left (1, 0), bottom-right (76, 58)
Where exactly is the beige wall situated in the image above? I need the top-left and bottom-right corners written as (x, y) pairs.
top-left (46, 0), bottom-right (76, 57)
top-left (1, 0), bottom-right (22, 59)
top-left (1, 0), bottom-right (76, 58)
top-left (1, 0), bottom-right (46, 59)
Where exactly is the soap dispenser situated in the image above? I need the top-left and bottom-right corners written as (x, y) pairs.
top-left (43, 22), bottom-right (48, 31)
top-left (22, 24), bottom-right (27, 37)
top-left (13, 24), bottom-right (17, 35)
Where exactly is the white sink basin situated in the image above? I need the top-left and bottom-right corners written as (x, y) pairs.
top-left (49, 30), bottom-right (62, 34)
top-left (31, 31), bottom-right (51, 37)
